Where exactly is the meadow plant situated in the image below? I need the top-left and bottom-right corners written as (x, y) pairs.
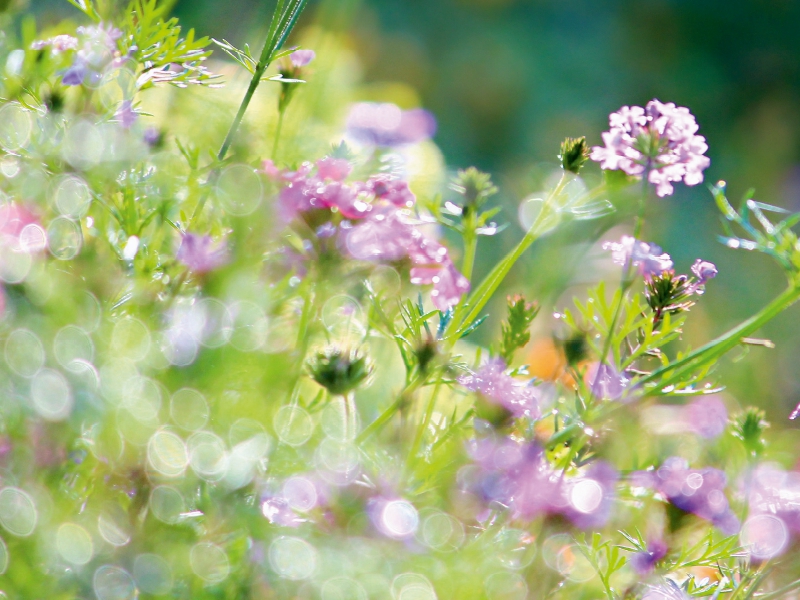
top-left (0, 1), bottom-right (799, 599)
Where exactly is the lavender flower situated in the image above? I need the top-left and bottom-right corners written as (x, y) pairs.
top-left (115, 100), bottom-right (137, 128)
top-left (587, 362), bottom-right (628, 401)
top-left (634, 457), bottom-right (740, 534)
top-left (746, 464), bottom-right (800, 535)
top-left (458, 358), bottom-right (541, 419)
top-left (176, 233), bottom-right (229, 273)
top-left (290, 49), bottom-right (316, 68)
top-left (31, 34), bottom-right (79, 53)
top-left (604, 235), bottom-right (673, 278)
top-left (629, 539), bottom-right (668, 575)
top-left (346, 102), bottom-right (437, 147)
top-left (683, 396), bottom-right (728, 439)
top-left (691, 259), bottom-right (718, 285)
top-left (591, 100), bottom-right (710, 197)
top-left (61, 23), bottom-right (124, 87)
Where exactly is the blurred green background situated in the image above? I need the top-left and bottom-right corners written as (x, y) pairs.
top-left (30, 0), bottom-right (800, 424)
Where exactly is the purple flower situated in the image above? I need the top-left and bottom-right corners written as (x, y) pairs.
top-left (31, 34), bottom-right (79, 53)
top-left (746, 464), bottom-right (800, 535)
top-left (176, 233), bottom-right (229, 273)
top-left (61, 23), bottom-right (124, 87)
top-left (430, 262), bottom-right (470, 313)
top-left (587, 362), bottom-right (628, 401)
top-left (591, 100), bottom-right (710, 197)
top-left (458, 358), bottom-right (541, 419)
top-left (604, 235), bottom-right (673, 278)
top-left (629, 539), bottom-right (668, 575)
top-left (464, 438), bottom-right (617, 528)
top-left (635, 457), bottom-right (739, 534)
top-left (683, 396), bottom-right (728, 439)
top-left (691, 259), bottom-right (718, 284)
top-left (316, 157), bottom-right (351, 181)
top-left (290, 49), bottom-right (316, 68)
top-left (115, 100), bottom-right (137, 128)
top-left (346, 102), bottom-right (437, 147)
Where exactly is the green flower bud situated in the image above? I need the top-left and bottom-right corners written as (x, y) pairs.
top-left (559, 136), bottom-right (590, 174)
top-left (307, 347), bottom-right (372, 396)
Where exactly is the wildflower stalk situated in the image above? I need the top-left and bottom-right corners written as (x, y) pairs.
top-left (408, 375), bottom-right (444, 466)
top-left (461, 229), bottom-right (477, 282)
top-left (272, 108), bottom-right (286, 160)
top-left (218, 0), bottom-right (308, 161)
top-left (447, 172), bottom-right (568, 340)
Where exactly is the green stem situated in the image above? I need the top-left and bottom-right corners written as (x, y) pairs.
top-left (447, 172), bottom-right (568, 341)
top-left (408, 376), bottom-right (443, 464)
top-left (356, 376), bottom-right (424, 443)
top-left (461, 230), bottom-right (477, 282)
top-left (640, 280), bottom-right (800, 392)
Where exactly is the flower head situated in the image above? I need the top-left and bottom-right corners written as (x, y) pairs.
top-left (176, 233), bottom-right (229, 273)
top-left (604, 235), bottom-right (673, 278)
top-left (591, 100), bottom-right (710, 197)
top-left (629, 539), bottom-right (668, 575)
top-left (290, 49), bottom-right (316, 68)
top-left (691, 259), bottom-right (718, 285)
top-left (458, 358), bottom-right (541, 419)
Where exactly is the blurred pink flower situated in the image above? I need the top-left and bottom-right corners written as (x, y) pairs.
top-left (176, 233), bottom-right (229, 273)
top-left (591, 100), bottom-right (710, 197)
top-left (346, 102), bottom-right (436, 147)
top-left (458, 358), bottom-right (542, 419)
top-left (683, 396), bottom-right (728, 439)
top-left (290, 49), bottom-right (316, 67)
top-left (604, 235), bottom-right (673, 278)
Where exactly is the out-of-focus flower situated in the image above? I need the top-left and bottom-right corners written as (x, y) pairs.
top-left (586, 362), bottom-right (628, 401)
top-left (115, 100), bottom-right (137, 128)
top-left (464, 438), bottom-right (617, 528)
top-left (684, 396), bottom-right (728, 439)
top-left (458, 358), bottom-right (541, 419)
top-left (633, 457), bottom-right (739, 534)
top-left (604, 235), bottom-right (673, 278)
top-left (176, 233), bottom-right (229, 273)
top-left (346, 102), bottom-right (436, 147)
top-left (629, 539), bottom-right (668, 575)
top-left (290, 49), bottom-right (316, 67)
top-left (746, 464), bottom-right (800, 535)
top-left (61, 23), bottom-right (124, 87)
top-left (316, 157), bottom-right (351, 182)
top-left (691, 259), bottom-right (718, 285)
top-left (430, 262), bottom-right (470, 313)
top-left (591, 99), bottom-right (710, 197)
top-left (365, 175), bottom-right (416, 208)
top-left (642, 582), bottom-right (689, 600)
top-left (31, 34), bottom-right (79, 53)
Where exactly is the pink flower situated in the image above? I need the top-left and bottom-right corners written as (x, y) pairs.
top-left (458, 358), bottom-right (541, 419)
top-left (346, 102), bottom-right (437, 147)
top-left (683, 396), bottom-right (727, 439)
top-left (365, 175), bottom-right (416, 208)
top-left (316, 157), bottom-right (351, 182)
top-left (691, 259), bottom-right (718, 284)
top-left (176, 233), bottom-right (229, 273)
top-left (430, 262), bottom-right (470, 312)
top-left (591, 100), bottom-right (710, 197)
top-left (603, 235), bottom-right (673, 278)
top-left (290, 49), bottom-right (315, 68)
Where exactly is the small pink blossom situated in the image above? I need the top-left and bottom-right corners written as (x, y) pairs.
top-left (176, 233), bottom-right (229, 273)
top-left (458, 358), bottom-right (541, 419)
top-left (691, 259), bottom-right (718, 284)
top-left (346, 102), bottom-right (436, 147)
top-left (591, 99), bottom-right (710, 197)
top-left (316, 157), bottom-right (351, 181)
top-left (603, 235), bottom-right (673, 277)
top-left (290, 49), bottom-right (315, 68)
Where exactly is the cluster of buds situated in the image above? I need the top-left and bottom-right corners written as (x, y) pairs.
top-left (644, 259), bottom-right (718, 327)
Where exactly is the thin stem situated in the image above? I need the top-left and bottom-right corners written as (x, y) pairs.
top-left (356, 375), bottom-right (424, 443)
top-left (408, 376), bottom-right (444, 464)
top-left (461, 230), bottom-right (477, 282)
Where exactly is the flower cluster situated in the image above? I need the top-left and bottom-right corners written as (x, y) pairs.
top-left (458, 358), bottom-right (543, 420)
top-left (464, 438), bottom-right (618, 529)
top-left (591, 100), bottom-right (710, 197)
top-left (346, 102), bottom-right (437, 147)
top-left (633, 457), bottom-right (739, 534)
top-left (264, 156), bottom-right (469, 311)
top-left (604, 235), bottom-right (673, 278)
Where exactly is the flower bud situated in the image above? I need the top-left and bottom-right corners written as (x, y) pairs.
top-left (307, 346), bottom-right (372, 396)
top-left (559, 136), bottom-right (590, 174)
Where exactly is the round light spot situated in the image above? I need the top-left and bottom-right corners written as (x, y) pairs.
top-left (63, 119), bottom-right (104, 170)
top-left (111, 317), bottom-right (151, 363)
top-left (98, 507), bottom-right (130, 547)
top-left (57, 522), bottom-right (94, 565)
top-left (269, 536), bottom-right (317, 580)
top-left (421, 512), bottom-right (464, 552)
top-left (0, 244), bottom-right (31, 283)
top-left (190, 542), bottom-right (230, 584)
top-left (569, 479), bottom-right (603, 514)
top-left (134, 553), bottom-right (173, 595)
top-left (228, 301), bottom-right (269, 352)
top-left (484, 572), bottom-right (528, 600)
top-left (392, 574), bottom-right (436, 600)
top-left (0, 536), bottom-right (7, 574)
top-left (170, 388), bottom-right (209, 432)
top-left (741, 514), bottom-right (788, 559)
top-left (149, 486), bottom-right (185, 525)
top-left (195, 298), bottom-right (232, 348)
top-left (53, 175), bottom-right (93, 218)
top-left (19, 223), bottom-right (47, 253)
top-left (54, 325), bottom-right (94, 371)
top-left (322, 577), bottom-right (368, 600)
top-left (321, 396), bottom-right (360, 442)
top-left (147, 430), bottom-right (188, 477)
top-left (216, 164), bottom-right (262, 216)
top-left (188, 432), bottom-right (229, 482)
top-left (30, 368), bottom-right (73, 421)
top-left (0, 103), bottom-right (32, 151)
top-left (321, 295), bottom-right (365, 341)
top-left (316, 439), bottom-right (361, 485)
top-left (381, 500), bottom-right (418, 539)
top-left (5, 329), bottom-right (44, 377)
top-left (494, 528), bottom-right (537, 570)
top-left (122, 377), bottom-right (162, 422)
top-left (282, 477), bottom-right (317, 512)
top-left (556, 544), bottom-right (595, 582)
top-left (47, 216), bottom-right (83, 260)
top-left (0, 487), bottom-right (37, 537)
top-left (274, 405), bottom-right (314, 447)
top-left (93, 565), bottom-right (137, 600)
